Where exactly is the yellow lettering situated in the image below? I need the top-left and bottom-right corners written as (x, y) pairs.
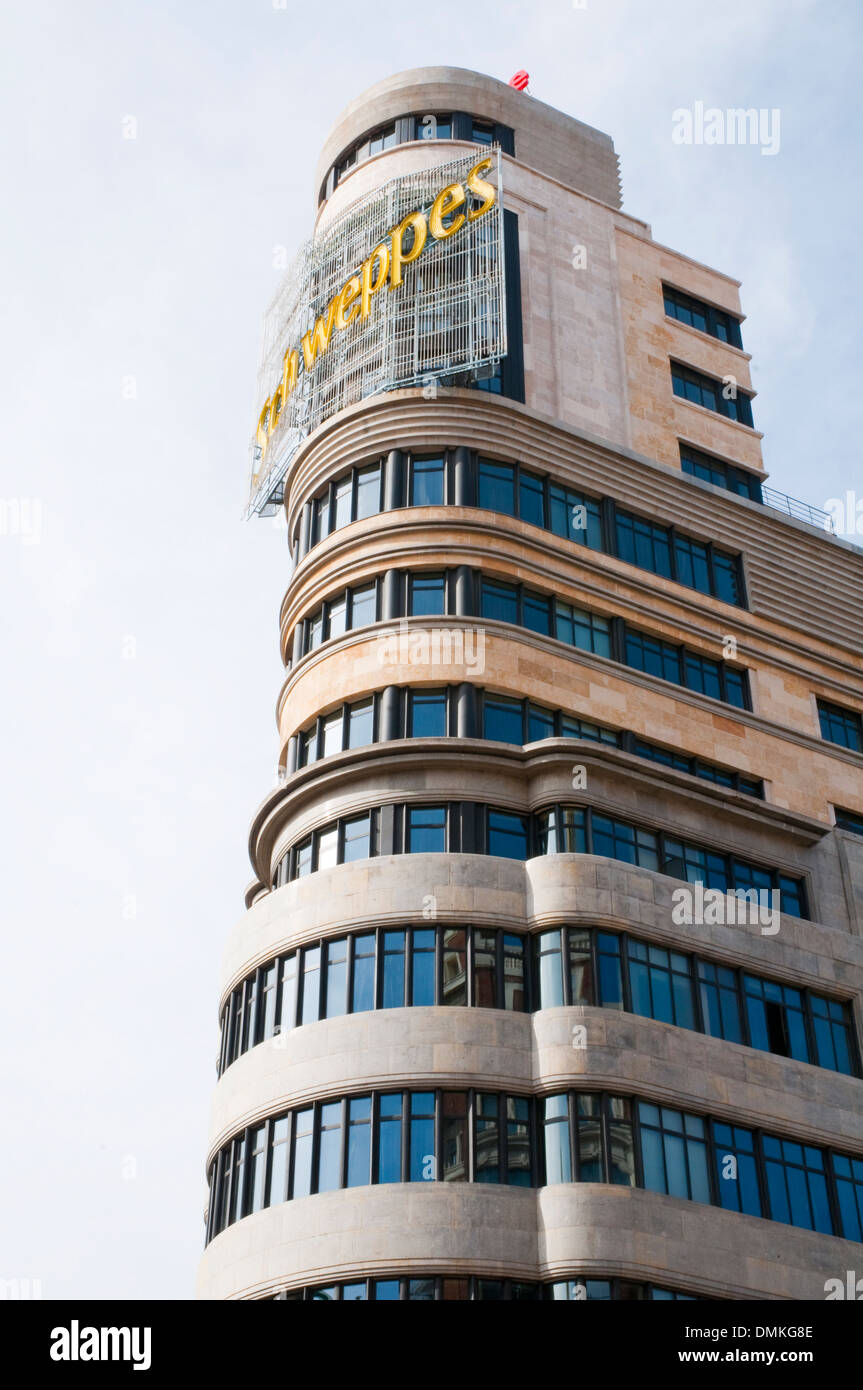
top-left (466, 157), bottom-right (496, 220)
top-left (360, 242), bottom-right (390, 319)
top-left (336, 275), bottom-right (361, 330)
top-left (268, 385), bottom-right (283, 435)
top-left (429, 182), bottom-right (466, 239)
top-left (390, 210), bottom-right (428, 288)
top-left (255, 398), bottom-right (271, 451)
top-left (280, 347), bottom-right (299, 400)
top-left (301, 298), bottom-right (339, 370)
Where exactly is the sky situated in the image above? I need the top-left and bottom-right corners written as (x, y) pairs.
top-left (1, 0), bottom-right (861, 1300)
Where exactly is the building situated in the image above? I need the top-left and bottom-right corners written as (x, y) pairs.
top-left (196, 67), bottom-right (863, 1302)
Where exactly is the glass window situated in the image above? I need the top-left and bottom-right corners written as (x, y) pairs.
top-left (291, 1108), bottom-right (314, 1199)
top-left (697, 960), bottom-right (742, 1043)
top-left (638, 1102), bottom-right (711, 1204)
top-left (615, 512), bottom-right (673, 578)
top-left (473, 929), bottom-right (497, 1008)
top-left (763, 1135), bottom-right (832, 1233)
top-left (321, 710), bottom-right (343, 758)
top-left (537, 931), bottom-right (564, 1008)
top-left (487, 809), bottom-right (528, 859)
top-left (350, 583), bottom-right (377, 629)
top-left (301, 947), bottom-right (321, 1025)
top-left (597, 932), bottom-right (623, 1009)
top-left (317, 1102), bottom-right (343, 1193)
top-left (568, 928), bottom-right (594, 1005)
top-left (327, 592), bottom-right (347, 639)
top-left (607, 1096), bottom-right (636, 1186)
top-left (333, 475), bottom-right (352, 530)
top-left (625, 629), bottom-right (681, 684)
top-left (548, 483), bottom-right (602, 549)
top-left (591, 814), bottom-right (659, 871)
top-left (481, 578), bottom-right (518, 625)
top-left (411, 928), bottom-right (436, 1006)
top-left (348, 698), bottom-right (374, 749)
top-left (351, 933), bottom-right (376, 1013)
top-left (627, 939), bottom-right (695, 1030)
top-left (346, 1097), bottom-right (371, 1187)
top-left (523, 591), bottom-right (551, 635)
top-left (818, 700), bottom-right (862, 752)
top-left (382, 930), bottom-right (406, 1008)
top-left (248, 1124), bottom-right (267, 1214)
top-left (713, 1122), bottom-right (761, 1217)
top-left (443, 1092), bottom-right (469, 1181)
top-left (378, 1094), bottom-right (403, 1184)
top-left (294, 838), bottom-right (312, 878)
top-left (744, 975), bottom-right (809, 1063)
top-left (673, 535), bottom-right (711, 593)
top-left (575, 1094), bottom-right (603, 1182)
top-left (409, 1093), bottom-right (436, 1181)
top-left (833, 1154), bottom-right (863, 1242)
top-left (478, 458), bottom-right (516, 515)
top-left (502, 933), bottom-right (526, 1011)
top-left (410, 455), bottom-right (445, 506)
top-left (407, 805), bottom-right (447, 852)
top-left (343, 813), bottom-right (372, 862)
top-left (269, 1116), bottom-right (290, 1205)
top-left (476, 1094), bottom-right (500, 1183)
top-left (317, 825), bottom-right (338, 870)
top-left (355, 463), bottom-right (381, 520)
top-left (507, 1096), bottom-right (531, 1186)
top-left (279, 954), bottom-right (297, 1034)
top-left (409, 573), bottom-right (446, 616)
top-left (483, 694), bottom-right (523, 744)
top-left (442, 928), bottom-right (468, 1006)
top-left (811, 994), bottom-right (854, 1075)
top-left (544, 1095), bottom-right (571, 1183)
top-left (325, 938), bottom-right (348, 1018)
top-left (555, 602), bottom-right (610, 657)
top-left (409, 689), bottom-right (447, 737)
top-left (519, 471), bottom-right (545, 527)
top-left (527, 704), bottom-right (555, 741)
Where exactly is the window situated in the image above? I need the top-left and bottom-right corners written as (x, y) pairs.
top-left (630, 737), bottom-right (763, 798)
top-left (478, 458), bottom-right (516, 515)
top-left (536, 806), bottom-right (586, 855)
top-left (350, 583), bottom-right (378, 628)
top-left (471, 120), bottom-right (494, 144)
top-left (410, 455), bottom-right (445, 506)
top-left (743, 975), bottom-right (810, 1064)
top-left (638, 1102), bottom-right (711, 1204)
top-left (483, 693), bottom-right (524, 744)
top-left (627, 940), bottom-right (695, 1030)
top-left (835, 808), bottom-right (863, 836)
top-left (818, 700), bottom-right (863, 752)
top-left (348, 699), bottom-right (374, 750)
top-left (356, 463), bottom-right (382, 520)
top-left (713, 1122), bottom-right (761, 1217)
top-left (762, 1136), bottom-right (832, 1234)
top-left (626, 627), bottom-right (749, 709)
top-left (811, 994), bottom-right (855, 1075)
top-left (549, 483), bottom-right (602, 549)
top-left (407, 805), bottom-right (447, 853)
top-left (680, 444), bottom-right (763, 502)
top-left (697, 960), bottom-right (743, 1043)
top-left (409, 573), bottom-right (446, 617)
top-left (487, 809), bottom-right (528, 859)
top-left (343, 813), bottom-right (372, 862)
top-left (555, 601), bottom-right (611, 656)
top-left (663, 285), bottom-right (743, 348)
top-left (833, 1154), bottom-right (863, 1242)
top-left (616, 512), bottom-right (672, 578)
top-left (671, 362), bottom-right (754, 427)
top-left (408, 689), bottom-right (448, 737)
top-left (480, 578), bottom-right (518, 625)
top-left (591, 814), bottom-right (659, 871)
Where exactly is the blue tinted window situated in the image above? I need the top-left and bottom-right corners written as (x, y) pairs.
top-left (481, 579), bottom-right (518, 624)
top-left (407, 805), bottom-right (447, 852)
top-left (484, 695), bottom-right (523, 744)
top-left (488, 810), bottom-right (528, 859)
top-left (478, 459), bottom-right (516, 515)
top-left (409, 573), bottom-right (446, 616)
top-left (409, 690), bottom-right (447, 737)
top-left (410, 456), bottom-right (445, 506)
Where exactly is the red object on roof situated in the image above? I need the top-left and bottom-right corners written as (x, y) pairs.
top-left (509, 70), bottom-right (529, 91)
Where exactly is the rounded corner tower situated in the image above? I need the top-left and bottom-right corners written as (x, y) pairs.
top-left (197, 66), bottom-right (863, 1302)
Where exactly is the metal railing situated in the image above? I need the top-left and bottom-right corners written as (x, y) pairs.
top-left (761, 485), bottom-right (835, 533)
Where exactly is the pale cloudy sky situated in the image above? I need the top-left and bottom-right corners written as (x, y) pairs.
top-left (1, 0), bottom-right (860, 1299)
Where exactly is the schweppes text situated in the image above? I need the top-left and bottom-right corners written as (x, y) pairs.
top-left (255, 156), bottom-right (497, 455)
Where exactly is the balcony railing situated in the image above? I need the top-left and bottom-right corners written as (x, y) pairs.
top-left (761, 485), bottom-right (835, 533)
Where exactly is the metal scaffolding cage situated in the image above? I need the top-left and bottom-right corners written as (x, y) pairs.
top-left (247, 149), bottom-right (506, 518)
